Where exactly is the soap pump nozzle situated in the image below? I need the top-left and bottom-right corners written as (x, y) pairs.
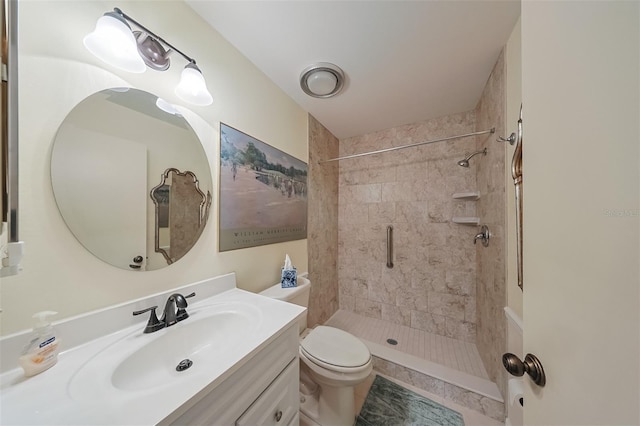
top-left (32, 311), bottom-right (57, 332)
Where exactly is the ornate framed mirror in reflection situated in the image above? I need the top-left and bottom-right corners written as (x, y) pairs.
top-left (150, 168), bottom-right (211, 265)
top-left (50, 88), bottom-right (213, 271)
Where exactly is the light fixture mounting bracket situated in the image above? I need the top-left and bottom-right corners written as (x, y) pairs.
top-left (133, 31), bottom-right (171, 71)
top-left (112, 7), bottom-right (195, 66)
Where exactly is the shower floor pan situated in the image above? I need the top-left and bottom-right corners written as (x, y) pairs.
top-left (325, 310), bottom-right (504, 420)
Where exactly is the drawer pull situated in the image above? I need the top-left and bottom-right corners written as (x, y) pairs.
top-left (274, 410), bottom-right (283, 422)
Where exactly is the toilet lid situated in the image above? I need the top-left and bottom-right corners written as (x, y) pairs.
top-left (300, 326), bottom-right (371, 368)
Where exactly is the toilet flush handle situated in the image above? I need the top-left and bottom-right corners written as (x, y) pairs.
top-left (502, 353), bottom-right (546, 387)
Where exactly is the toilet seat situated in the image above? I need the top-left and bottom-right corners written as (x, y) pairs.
top-left (300, 326), bottom-right (371, 374)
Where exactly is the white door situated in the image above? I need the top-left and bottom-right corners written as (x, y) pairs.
top-left (51, 126), bottom-right (148, 270)
top-left (521, 2), bottom-right (639, 425)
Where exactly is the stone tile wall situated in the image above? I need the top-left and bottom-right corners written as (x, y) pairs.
top-left (372, 356), bottom-right (504, 421)
top-left (307, 115), bottom-right (340, 327)
top-left (320, 51), bottom-right (507, 401)
top-left (338, 112), bottom-right (481, 342)
top-left (475, 50), bottom-right (507, 399)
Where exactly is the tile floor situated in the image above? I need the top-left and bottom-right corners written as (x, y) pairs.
top-left (325, 309), bottom-right (504, 424)
top-left (326, 310), bottom-right (488, 379)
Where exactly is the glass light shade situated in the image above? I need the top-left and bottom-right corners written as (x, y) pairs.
top-left (306, 70), bottom-right (338, 96)
top-left (83, 12), bottom-right (146, 73)
top-left (175, 64), bottom-right (213, 106)
top-left (299, 63), bottom-right (344, 98)
top-left (155, 97), bottom-right (180, 115)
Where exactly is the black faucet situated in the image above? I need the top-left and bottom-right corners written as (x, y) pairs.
top-left (133, 292), bottom-right (195, 333)
top-left (161, 292), bottom-right (195, 327)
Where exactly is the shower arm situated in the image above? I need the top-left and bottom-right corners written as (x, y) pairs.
top-left (463, 147), bottom-right (488, 162)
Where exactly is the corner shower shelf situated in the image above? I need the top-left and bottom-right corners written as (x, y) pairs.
top-left (451, 217), bottom-right (480, 225)
top-left (452, 191), bottom-right (480, 201)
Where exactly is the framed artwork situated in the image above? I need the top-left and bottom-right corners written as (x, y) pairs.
top-left (219, 123), bottom-right (308, 251)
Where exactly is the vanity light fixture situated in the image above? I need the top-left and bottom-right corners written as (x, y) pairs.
top-left (83, 11), bottom-right (145, 73)
top-left (83, 8), bottom-right (213, 106)
top-left (155, 97), bottom-right (181, 115)
top-left (299, 63), bottom-right (345, 98)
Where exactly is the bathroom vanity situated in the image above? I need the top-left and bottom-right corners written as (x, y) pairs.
top-left (168, 327), bottom-right (300, 425)
top-left (0, 273), bottom-right (305, 425)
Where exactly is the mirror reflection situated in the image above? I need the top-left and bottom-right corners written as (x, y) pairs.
top-left (150, 168), bottom-right (211, 265)
top-left (51, 88), bottom-right (213, 271)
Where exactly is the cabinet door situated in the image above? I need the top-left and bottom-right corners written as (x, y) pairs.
top-left (166, 326), bottom-right (299, 426)
top-left (236, 359), bottom-right (299, 426)
top-left (287, 413), bottom-right (299, 426)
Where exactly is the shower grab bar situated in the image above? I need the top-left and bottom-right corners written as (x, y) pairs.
top-left (386, 225), bottom-right (394, 269)
top-left (319, 128), bottom-right (495, 163)
top-left (512, 107), bottom-right (523, 290)
top-left (498, 106), bottom-right (524, 290)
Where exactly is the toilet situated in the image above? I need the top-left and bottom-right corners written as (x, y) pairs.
top-left (260, 276), bottom-right (373, 426)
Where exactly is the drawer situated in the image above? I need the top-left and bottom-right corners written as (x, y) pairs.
top-left (236, 358), bottom-right (299, 426)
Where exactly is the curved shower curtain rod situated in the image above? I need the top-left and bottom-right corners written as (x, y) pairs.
top-left (319, 128), bottom-right (495, 163)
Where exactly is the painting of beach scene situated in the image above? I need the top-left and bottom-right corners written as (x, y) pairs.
top-left (219, 123), bottom-right (308, 251)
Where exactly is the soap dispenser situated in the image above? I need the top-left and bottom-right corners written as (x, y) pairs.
top-left (19, 311), bottom-right (60, 377)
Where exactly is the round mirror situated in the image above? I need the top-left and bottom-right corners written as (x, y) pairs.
top-left (51, 88), bottom-right (213, 271)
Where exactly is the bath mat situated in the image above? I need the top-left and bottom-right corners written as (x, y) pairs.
top-left (355, 375), bottom-right (464, 426)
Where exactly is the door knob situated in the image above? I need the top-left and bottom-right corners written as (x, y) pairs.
top-left (129, 255), bottom-right (144, 270)
top-left (502, 353), bottom-right (546, 387)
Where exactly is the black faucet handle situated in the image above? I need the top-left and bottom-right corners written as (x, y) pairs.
top-left (176, 292), bottom-right (196, 322)
top-left (133, 306), bottom-right (165, 333)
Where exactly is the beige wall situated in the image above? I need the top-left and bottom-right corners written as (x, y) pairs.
top-left (475, 50), bottom-right (507, 400)
top-left (0, 0), bottom-right (308, 335)
top-left (337, 111), bottom-right (480, 343)
top-left (307, 115), bottom-right (339, 327)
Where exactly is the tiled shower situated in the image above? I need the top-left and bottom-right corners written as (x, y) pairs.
top-left (337, 109), bottom-right (480, 343)
top-left (308, 52), bottom-right (507, 417)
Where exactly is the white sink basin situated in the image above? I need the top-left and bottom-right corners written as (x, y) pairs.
top-left (112, 307), bottom-right (257, 391)
top-left (68, 302), bottom-right (261, 399)
top-left (1, 276), bottom-right (307, 426)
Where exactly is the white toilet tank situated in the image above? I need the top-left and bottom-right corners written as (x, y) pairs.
top-left (259, 276), bottom-right (311, 333)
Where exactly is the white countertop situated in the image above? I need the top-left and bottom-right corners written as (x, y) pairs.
top-left (0, 274), bottom-right (305, 425)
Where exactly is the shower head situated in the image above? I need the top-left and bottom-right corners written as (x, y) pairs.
top-left (457, 147), bottom-right (487, 167)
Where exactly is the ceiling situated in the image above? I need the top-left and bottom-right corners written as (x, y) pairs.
top-left (186, 1), bottom-right (521, 139)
